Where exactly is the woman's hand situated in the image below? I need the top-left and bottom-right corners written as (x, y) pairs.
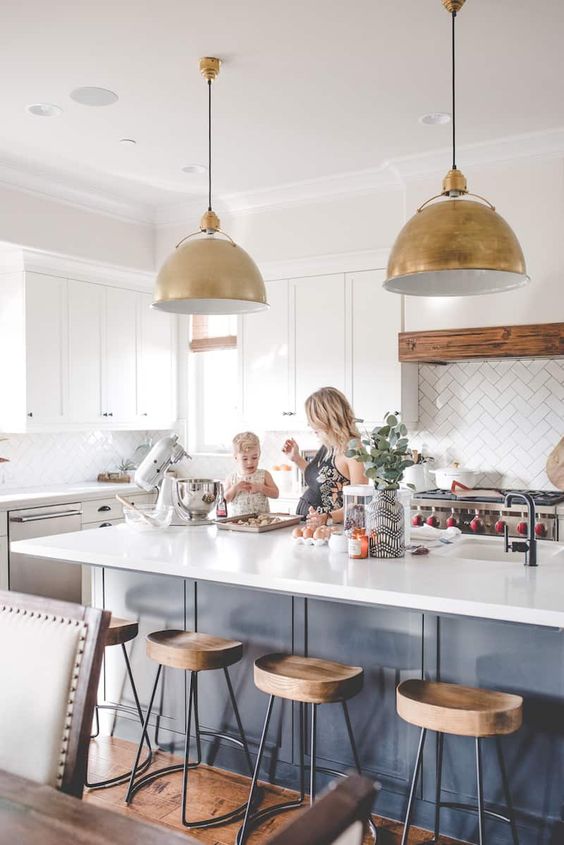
top-left (306, 507), bottom-right (328, 530)
top-left (282, 438), bottom-right (300, 463)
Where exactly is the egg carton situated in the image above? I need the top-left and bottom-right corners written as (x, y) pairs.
top-left (292, 535), bottom-right (329, 547)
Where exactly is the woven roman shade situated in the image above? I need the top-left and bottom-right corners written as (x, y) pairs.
top-left (189, 315), bottom-right (237, 352)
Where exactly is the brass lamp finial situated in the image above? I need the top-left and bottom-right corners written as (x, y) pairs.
top-left (442, 168), bottom-right (468, 196)
top-left (200, 210), bottom-right (220, 233)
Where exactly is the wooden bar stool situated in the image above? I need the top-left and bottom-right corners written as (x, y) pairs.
top-left (397, 679), bottom-right (523, 845)
top-left (125, 629), bottom-right (256, 829)
top-left (86, 616), bottom-right (152, 790)
top-left (237, 652), bottom-right (372, 844)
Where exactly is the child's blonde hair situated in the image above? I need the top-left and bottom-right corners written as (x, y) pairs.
top-left (305, 387), bottom-right (360, 451)
top-left (232, 431), bottom-right (261, 454)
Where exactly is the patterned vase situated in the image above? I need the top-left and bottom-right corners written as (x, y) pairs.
top-left (367, 489), bottom-right (405, 558)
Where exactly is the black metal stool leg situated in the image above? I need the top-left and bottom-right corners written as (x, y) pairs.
top-left (125, 664), bottom-right (162, 803)
top-left (87, 644), bottom-right (153, 789)
top-left (433, 732), bottom-right (444, 843)
top-left (310, 703), bottom-right (317, 804)
top-left (400, 727), bottom-right (427, 845)
top-left (181, 671), bottom-right (196, 826)
top-left (496, 736), bottom-right (519, 845)
top-left (238, 694), bottom-right (275, 845)
top-left (192, 671), bottom-right (202, 765)
top-left (476, 737), bottom-right (485, 845)
top-left (341, 701), bottom-right (378, 841)
top-left (224, 666), bottom-right (254, 776)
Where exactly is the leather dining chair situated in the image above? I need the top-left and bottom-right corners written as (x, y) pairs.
top-left (0, 590), bottom-right (109, 798)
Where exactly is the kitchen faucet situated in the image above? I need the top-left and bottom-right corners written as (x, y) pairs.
top-left (503, 492), bottom-right (537, 567)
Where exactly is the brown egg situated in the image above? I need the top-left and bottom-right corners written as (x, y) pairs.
top-left (292, 526), bottom-right (303, 539)
top-left (302, 527), bottom-right (314, 540)
top-left (313, 526), bottom-right (329, 541)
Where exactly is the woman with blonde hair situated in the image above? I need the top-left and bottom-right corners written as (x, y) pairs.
top-left (282, 387), bottom-right (367, 524)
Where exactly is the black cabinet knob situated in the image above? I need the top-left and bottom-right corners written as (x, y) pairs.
top-left (99, 522), bottom-right (112, 528)
top-left (27, 412), bottom-right (33, 418)
top-left (98, 505), bottom-right (111, 512)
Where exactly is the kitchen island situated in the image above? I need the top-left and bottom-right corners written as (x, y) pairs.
top-left (11, 525), bottom-right (564, 844)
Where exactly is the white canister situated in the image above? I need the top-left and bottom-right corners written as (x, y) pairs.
top-left (401, 464), bottom-right (432, 492)
top-left (343, 484), bottom-right (375, 537)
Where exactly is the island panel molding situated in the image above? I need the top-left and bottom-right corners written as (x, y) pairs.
top-left (399, 322), bottom-right (564, 363)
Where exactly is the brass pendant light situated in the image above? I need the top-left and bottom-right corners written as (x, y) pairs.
top-left (153, 58), bottom-right (268, 314)
top-left (385, 0), bottom-right (529, 296)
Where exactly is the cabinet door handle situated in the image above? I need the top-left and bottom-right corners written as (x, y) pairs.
top-left (282, 411), bottom-right (296, 416)
top-left (98, 505), bottom-right (112, 512)
top-left (99, 522), bottom-right (112, 528)
top-left (142, 412), bottom-right (148, 416)
top-left (102, 412), bottom-right (108, 417)
top-left (108, 412), bottom-right (113, 417)
top-left (27, 412), bottom-right (33, 418)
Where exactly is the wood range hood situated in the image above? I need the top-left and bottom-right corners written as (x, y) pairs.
top-left (398, 322), bottom-right (564, 364)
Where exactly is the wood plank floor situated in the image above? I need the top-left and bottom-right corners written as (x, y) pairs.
top-left (84, 737), bottom-right (464, 845)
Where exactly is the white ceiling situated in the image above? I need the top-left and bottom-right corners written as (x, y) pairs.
top-left (1, 0), bottom-right (563, 214)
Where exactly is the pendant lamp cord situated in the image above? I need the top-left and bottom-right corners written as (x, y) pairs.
top-left (208, 78), bottom-right (212, 211)
top-left (451, 10), bottom-right (457, 170)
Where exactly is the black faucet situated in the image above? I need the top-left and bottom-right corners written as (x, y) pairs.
top-left (503, 492), bottom-right (537, 567)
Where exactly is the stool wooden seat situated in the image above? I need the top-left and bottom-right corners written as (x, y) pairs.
top-left (105, 616), bottom-right (139, 648)
top-left (255, 653), bottom-right (363, 704)
top-left (146, 630), bottom-right (243, 672)
top-left (397, 679), bottom-right (523, 737)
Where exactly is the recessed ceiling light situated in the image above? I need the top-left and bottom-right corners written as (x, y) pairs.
top-left (70, 87), bottom-right (118, 107)
top-left (119, 138), bottom-right (136, 145)
top-left (419, 112), bottom-right (451, 126)
top-left (26, 103), bottom-right (62, 118)
top-left (182, 164), bottom-right (207, 174)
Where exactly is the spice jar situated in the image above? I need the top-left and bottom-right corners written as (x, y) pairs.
top-left (348, 527), bottom-right (368, 559)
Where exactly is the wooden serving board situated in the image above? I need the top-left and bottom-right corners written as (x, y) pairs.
top-left (215, 512), bottom-right (302, 533)
top-left (546, 437), bottom-right (564, 491)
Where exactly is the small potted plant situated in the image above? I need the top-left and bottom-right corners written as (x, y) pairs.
top-left (346, 413), bottom-right (414, 558)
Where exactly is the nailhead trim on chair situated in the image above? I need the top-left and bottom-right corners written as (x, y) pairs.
top-left (0, 604), bottom-right (87, 789)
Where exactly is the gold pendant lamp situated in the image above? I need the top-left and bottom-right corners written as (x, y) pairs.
top-left (153, 58), bottom-right (268, 314)
top-left (384, 0), bottom-right (529, 296)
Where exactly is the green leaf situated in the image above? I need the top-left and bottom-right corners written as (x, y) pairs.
top-left (386, 414), bottom-right (398, 427)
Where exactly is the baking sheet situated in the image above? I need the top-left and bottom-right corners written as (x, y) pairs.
top-left (215, 512), bottom-right (302, 533)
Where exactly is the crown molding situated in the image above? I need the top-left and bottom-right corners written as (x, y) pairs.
top-left (258, 248), bottom-right (390, 282)
top-left (0, 156), bottom-right (154, 225)
top-left (156, 126), bottom-right (564, 228)
top-left (0, 242), bottom-right (155, 290)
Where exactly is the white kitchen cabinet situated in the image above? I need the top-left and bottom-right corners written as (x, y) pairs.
top-left (105, 287), bottom-right (138, 423)
top-left (137, 294), bottom-right (177, 425)
top-left (25, 272), bottom-right (66, 425)
top-left (0, 536), bottom-right (7, 590)
top-left (347, 269), bottom-right (418, 425)
top-left (292, 274), bottom-right (347, 418)
top-left (241, 279), bottom-right (290, 427)
top-left (68, 280), bottom-right (104, 423)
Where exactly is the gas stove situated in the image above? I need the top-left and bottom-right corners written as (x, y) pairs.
top-left (411, 489), bottom-right (564, 541)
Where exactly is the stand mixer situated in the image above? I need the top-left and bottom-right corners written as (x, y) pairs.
top-left (134, 434), bottom-right (220, 524)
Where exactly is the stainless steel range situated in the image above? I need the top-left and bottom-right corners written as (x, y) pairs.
top-left (410, 489), bottom-right (564, 542)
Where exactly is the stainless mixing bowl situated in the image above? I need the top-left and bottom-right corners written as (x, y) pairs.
top-left (174, 478), bottom-right (220, 520)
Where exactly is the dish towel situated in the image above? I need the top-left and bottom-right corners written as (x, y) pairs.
top-left (411, 525), bottom-right (462, 542)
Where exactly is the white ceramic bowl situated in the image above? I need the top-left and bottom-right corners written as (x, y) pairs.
top-left (124, 505), bottom-right (174, 531)
top-left (328, 531), bottom-right (348, 553)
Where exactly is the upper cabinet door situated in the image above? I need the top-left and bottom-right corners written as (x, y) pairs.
top-left (347, 269), bottom-right (418, 425)
top-left (25, 272), bottom-right (66, 423)
top-left (241, 279), bottom-right (290, 427)
top-left (292, 274), bottom-right (347, 417)
top-left (104, 287), bottom-right (138, 422)
top-left (137, 295), bottom-right (176, 423)
top-left (68, 280), bottom-right (103, 423)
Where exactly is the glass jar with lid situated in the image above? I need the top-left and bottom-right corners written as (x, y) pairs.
top-left (343, 485), bottom-right (375, 537)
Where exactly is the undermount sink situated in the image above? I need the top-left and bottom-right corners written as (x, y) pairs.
top-left (439, 537), bottom-right (564, 564)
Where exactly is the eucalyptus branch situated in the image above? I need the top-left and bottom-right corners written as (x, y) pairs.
top-left (346, 412), bottom-right (414, 491)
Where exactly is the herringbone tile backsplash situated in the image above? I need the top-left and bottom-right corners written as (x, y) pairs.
top-left (411, 359), bottom-right (564, 490)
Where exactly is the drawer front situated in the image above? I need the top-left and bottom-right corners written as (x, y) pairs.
top-left (0, 512), bottom-right (6, 537)
top-left (82, 493), bottom-right (155, 525)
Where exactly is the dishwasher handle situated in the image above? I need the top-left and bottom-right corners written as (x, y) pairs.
top-left (10, 509), bottom-right (83, 523)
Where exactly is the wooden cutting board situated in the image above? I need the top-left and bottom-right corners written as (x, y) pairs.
top-left (546, 438), bottom-right (564, 491)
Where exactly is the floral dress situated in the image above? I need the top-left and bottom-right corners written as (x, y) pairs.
top-left (226, 469), bottom-right (270, 517)
top-left (296, 447), bottom-right (349, 516)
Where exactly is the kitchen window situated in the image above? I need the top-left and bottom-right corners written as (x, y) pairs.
top-left (189, 315), bottom-right (240, 453)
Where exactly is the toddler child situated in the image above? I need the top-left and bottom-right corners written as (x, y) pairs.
top-left (223, 432), bottom-right (279, 516)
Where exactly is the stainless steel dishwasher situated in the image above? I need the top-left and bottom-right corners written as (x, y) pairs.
top-left (8, 503), bottom-right (82, 602)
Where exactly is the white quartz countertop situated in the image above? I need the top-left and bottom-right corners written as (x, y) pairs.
top-left (0, 482), bottom-right (143, 511)
top-left (10, 524), bottom-right (564, 629)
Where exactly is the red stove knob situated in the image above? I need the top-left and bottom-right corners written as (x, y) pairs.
top-left (494, 519), bottom-right (506, 534)
top-left (426, 515), bottom-right (439, 528)
top-left (517, 521), bottom-right (528, 536)
top-left (534, 523), bottom-right (546, 538)
top-left (446, 515), bottom-right (458, 528)
top-left (470, 517), bottom-right (483, 533)
top-left (412, 513), bottom-right (423, 527)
